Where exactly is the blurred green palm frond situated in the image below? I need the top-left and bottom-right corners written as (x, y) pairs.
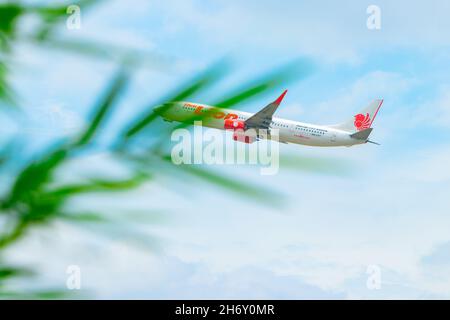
top-left (0, 58), bottom-right (17, 105)
top-left (120, 59), bottom-right (231, 141)
top-left (0, 67), bottom-right (137, 246)
top-left (0, 0), bottom-right (167, 107)
top-left (0, 3), bottom-right (23, 50)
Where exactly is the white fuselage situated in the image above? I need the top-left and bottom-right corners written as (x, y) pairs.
top-left (159, 102), bottom-right (364, 147)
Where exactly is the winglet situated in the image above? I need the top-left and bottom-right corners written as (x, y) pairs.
top-left (274, 90), bottom-right (288, 105)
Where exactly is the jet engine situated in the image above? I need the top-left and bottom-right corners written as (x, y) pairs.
top-left (232, 129), bottom-right (257, 144)
top-left (223, 119), bottom-right (246, 130)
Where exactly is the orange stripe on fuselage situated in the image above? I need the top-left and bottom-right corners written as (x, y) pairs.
top-left (183, 103), bottom-right (239, 120)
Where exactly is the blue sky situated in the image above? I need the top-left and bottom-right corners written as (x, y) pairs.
top-left (3, 0), bottom-right (450, 299)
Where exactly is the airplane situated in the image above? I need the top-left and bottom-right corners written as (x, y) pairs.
top-left (154, 90), bottom-right (383, 147)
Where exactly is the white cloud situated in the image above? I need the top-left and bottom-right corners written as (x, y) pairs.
top-left (412, 241), bottom-right (450, 297)
top-left (401, 148), bottom-right (450, 183)
top-left (412, 85), bottom-right (450, 128)
top-left (309, 71), bottom-right (415, 121)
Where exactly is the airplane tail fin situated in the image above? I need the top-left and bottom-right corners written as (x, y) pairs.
top-left (330, 99), bottom-right (383, 133)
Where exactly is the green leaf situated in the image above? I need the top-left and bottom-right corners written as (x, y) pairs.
top-left (120, 59), bottom-right (230, 140)
top-left (0, 221), bottom-right (28, 250)
top-left (0, 289), bottom-right (72, 300)
top-left (17, 173), bottom-right (149, 224)
top-left (2, 147), bottom-right (68, 209)
top-left (0, 266), bottom-right (33, 281)
top-left (60, 212), bottom-right (107, 223)
top-left (29, 0), bottom-right (104, 18)
top-left (0, 3), bottom-right (23, 39)
top-left (0, 56), bottom-right (18, 106)
top-left (36, 36), bottom-right (169, 71)
top-left (168, 59), bottom-right (314, 132)
top-left (75, 69), bottom-right (129, 146)
top-left (31, 290), bottom-right (72, 299)
top-left (159, 154), bottom-right (284, 207)
top-left (29, 0), bottom-right (105, 40)
top-left (214, 59), bottom-right (313, 109)
top-left (47, 173), bottom-right (150, 198)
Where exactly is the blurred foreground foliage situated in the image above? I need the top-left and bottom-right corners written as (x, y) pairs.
top-left (0, 0), bottom-right (351, 298)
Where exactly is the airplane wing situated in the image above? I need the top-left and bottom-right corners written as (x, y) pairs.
top-left (245, 90), bottom-right (287, 130)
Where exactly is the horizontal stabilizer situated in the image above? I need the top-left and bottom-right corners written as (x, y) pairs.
top-left (350, 128), bottom-right (373, 140)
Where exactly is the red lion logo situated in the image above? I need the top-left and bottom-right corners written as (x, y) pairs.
top-left (354, 113), bottom-right (371, 131)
